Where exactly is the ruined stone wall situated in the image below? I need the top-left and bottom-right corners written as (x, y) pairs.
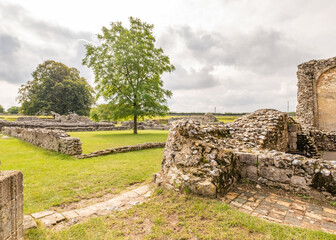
top-left (308, 130), bottom-right (336, 152)
top-left (229, 109), bottom-right (289, 152)
top-left (76, 142), bottom-right (166, 159)
top-left (155, 110), bottom-right (336, 198)
top-left (2, 127), bottom-right (82, 155)
top-left (297, 57), bottom-right (336, 129)
top-left (167, 113), bottom-right (218, 125)
top-left (0, 170), bottom-right (24, 240)
top-left (0, 120), bottom-right (126, 132)
top-left (121, 119), bottom-right (169, 130)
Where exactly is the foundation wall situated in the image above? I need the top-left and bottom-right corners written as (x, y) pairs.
top-left (0, 171), bottom-right (24, 240)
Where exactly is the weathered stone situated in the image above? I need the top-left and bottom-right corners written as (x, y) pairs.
top-left (23, 215), bottom-right (37, 230)
top-left (40, 213), bottom-right (65, 227)
top-left (31, 210), bottom-right (54, 219)
top-left (2, 127), bottom-right (82, 155)
top-left (0, 171), bottom-right (24, 240)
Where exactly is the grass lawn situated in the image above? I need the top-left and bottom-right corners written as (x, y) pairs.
top-left (70, 130), bottom-right (168, 154)
top-left (0, 135), bottom-right (164, 214)
top-left (26, 188), bottom-right (334, 240)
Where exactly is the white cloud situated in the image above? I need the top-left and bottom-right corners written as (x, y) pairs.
top-left (1, 0), bottom-right (336, 112)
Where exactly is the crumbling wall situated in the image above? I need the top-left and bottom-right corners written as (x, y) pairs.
top-left (0, 170), bottom-right (24, 240)
top-left (155, 110), bottom-right (336, 198)
top-left (297, 57), bottom-right (336, 129)
top-left (2, 127), bottom-right (82, 155)
top-left (229, 109), bottom-right (289, 152)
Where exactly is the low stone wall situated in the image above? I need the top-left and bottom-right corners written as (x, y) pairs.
top-left (0, 120), bottom-right (127, 132)
top-left (0, 170), bottom-right (24, 240)
top-left (155, 115), bottom-right (336, 198)
top-left (76, 142), bottom-right (166, 159)
top-left (2, 127), bottom-right (82, 155)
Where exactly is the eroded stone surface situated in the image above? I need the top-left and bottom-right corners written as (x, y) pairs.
top-left (223, 188), bottom-right (336, 235)
top-left (155, 110), bottom-right (336, 197)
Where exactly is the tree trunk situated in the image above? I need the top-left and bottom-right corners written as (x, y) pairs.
top-left (133, 114), bottom-right (138, 134)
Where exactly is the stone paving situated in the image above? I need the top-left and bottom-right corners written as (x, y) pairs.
top-left (24, 185), bottom-right (151, 230)
top-left (23, 183), bottom-right (336, 236)
top-left (222, 187), bottom-right (336, 235)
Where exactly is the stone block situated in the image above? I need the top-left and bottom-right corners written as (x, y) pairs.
top-left (195, 181), bottom-right (216, 197)
top-left (40, 213), bottom-right (65, 227)
top-left (289, 124), bottom-right (300, 132)
top-left (241, 165), bottom-right (258, 180)
top-left (260, 166), bottom-right (291, 183)
top-left (31, 210), bottom-right (54, 219)
top-left (290, 176), bottom-right (307, 187)
top-left (23, 215), bottom-right (37, 230)
top-left (238, 153), bottom-right (258, 165)
top-left (0, 171), bottom-right (23, 240)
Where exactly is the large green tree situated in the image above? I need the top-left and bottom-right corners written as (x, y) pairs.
top-left (83, 17), bottom-right (175, 134)
top-left (18, 60), bottom-right (95, 116)
top-left (0, 105), bottom-right (4, 113)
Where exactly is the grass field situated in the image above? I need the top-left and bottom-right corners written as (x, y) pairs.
top-left (25, 188), bottom-right (334, 240)
top-left (70, 130), bottom-right (168, 154)
top-left (0, 133), bottom-right (164, 214)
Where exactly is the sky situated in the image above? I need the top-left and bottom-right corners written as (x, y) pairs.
top-left (1, 0), bottom-right (336, 113)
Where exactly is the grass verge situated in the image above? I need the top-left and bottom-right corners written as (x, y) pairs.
top-left (25, 188), bottom-right (334, 240)
top-left (0, 136), bottom-right (163, 214)
top-left (70, 130), bottom-right (168, 154)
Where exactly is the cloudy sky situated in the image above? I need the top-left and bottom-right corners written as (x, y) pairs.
top-left (1, 0), bottom-right (336, 113)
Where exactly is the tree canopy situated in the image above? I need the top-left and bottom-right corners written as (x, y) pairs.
top-left (7, 106), bottom-right (20, 114)
top-left (18, 60), bottom-right (95, 116)
top-left (0, 105), bottom-right (4, 113)
top-left (83, 17), bottom-right (175, 133)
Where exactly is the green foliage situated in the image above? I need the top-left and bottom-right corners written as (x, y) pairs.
top-left (89, 104), bottom-right (114, 122)
top-left (7, 106), bottom-right (21, 114)
top-left (18, 60), bottom-right (95, 116)
top-left (83, 17), bottom-right (175, 133)
top-left (0, 105), bottom-right (4, 113)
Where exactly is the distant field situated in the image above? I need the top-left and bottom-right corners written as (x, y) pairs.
top-left (0, 115), bottom-right (53, 121)
top-left (70, 130), bottom-right (168, 154)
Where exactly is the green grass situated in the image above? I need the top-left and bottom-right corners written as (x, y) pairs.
top-left (217, 115), bottom-right (240, 123)
top-left (70, 130), bottom-right (168, 154)
top-left (25, 188), bottom-right (334, 240)
top-left (0, 135), bottom-right (163, 214)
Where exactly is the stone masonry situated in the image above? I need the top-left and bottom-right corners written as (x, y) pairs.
top-left (297, 57), bottom-right (336, 130)
top-left (155, 109), bottom-right (336, 198)
top-left (2, 127), bottom-right (82, 155)
top-left (0, 171), bottom-right (24, 240)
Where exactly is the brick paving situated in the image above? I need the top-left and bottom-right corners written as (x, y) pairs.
top-left (24, 184), bottom-right (336, 235)
top-left (222, 188), bottom-right (336, 235)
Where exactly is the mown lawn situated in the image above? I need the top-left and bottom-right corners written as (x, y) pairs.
top-left (0, 134), bottom-right (164, 214)
top-left (70, 130), bottom-right (168, 154)
top-left (26, 188), bottom-right (334, 240)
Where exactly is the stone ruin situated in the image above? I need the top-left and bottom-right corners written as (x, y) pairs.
top-left (297, 57), bottom-right (336, 131)
top-left (155, 109), bottom-right (336, 199)
top-left (2, 127), bottom-right (82, 155)
top-left (167, 113), bottom-right (218, 125)
top-left (0, 113), bottom-right (126, 132)
top-left (155, 57), bottom-right (336, 200)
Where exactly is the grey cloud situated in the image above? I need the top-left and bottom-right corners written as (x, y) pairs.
top-left (162, 26), bottom-right (313, 76)
top-left (164, 64), bottom-right (220, 90)
top-left (0, 2), bottom-right (94, 85)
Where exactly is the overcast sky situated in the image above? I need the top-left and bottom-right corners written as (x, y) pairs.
top-left (1, 0), bottom-right (336, 113)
